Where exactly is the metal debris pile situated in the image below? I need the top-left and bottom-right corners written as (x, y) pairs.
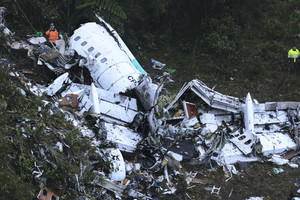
top-left (1, 13), bottom-right (300, 200)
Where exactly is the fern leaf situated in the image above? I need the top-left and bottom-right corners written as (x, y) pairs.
top-left (75, 2), bottom-right (96, 10)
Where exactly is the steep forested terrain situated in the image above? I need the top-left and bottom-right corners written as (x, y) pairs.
top-left (0, 0), bottom-right (300, 199)
top-left (2, 0), bottom-right (300, 100)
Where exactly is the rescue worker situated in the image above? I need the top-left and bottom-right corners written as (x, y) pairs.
top-left (45, 23), bottom-right (58, 45)
top-left (288, 46), bottom-right (300, 74)
top-left (0, 7), bottom-right (6, 26)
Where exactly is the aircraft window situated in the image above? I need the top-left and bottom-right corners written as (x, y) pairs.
top-left (81, 41), bottom-right (87, 46)
top-left (101, 58), bottom-right (107, 63)
top-left (74, 36), bottom-right (81, 41)
top-left (88, 47), bottom-right (94, 52)
top-left (95, 52), bottom-right (101, 58)
top-left (42, 189), bottom-right (47, 196)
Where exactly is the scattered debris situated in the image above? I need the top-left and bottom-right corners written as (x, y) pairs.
top-left (151, 58), bottom-right (166, 70)
top-left (59, 94), bottom-right (78, 107)
top-left (205, 185), bottom-right (221, 196)
top-left (191, 178), bottom-right (212, 184)
top-left (2, 11), bottom-right (300, 199)
top-left (273, 168), bottom-right (284, 174)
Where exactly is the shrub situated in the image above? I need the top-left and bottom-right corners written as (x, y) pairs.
top-left (290, 9), bottom-right (300, 36)
top-left (264, 18), bottom-right (281, 40)
top-left (201, 16), bottom-right (241, 55)
top-left (244, 54), bottom-right (264, 79)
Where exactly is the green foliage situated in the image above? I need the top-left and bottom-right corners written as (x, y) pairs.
top-left (258, 40), bottom-right (285, 63)
top-left (75, 0), bottom-right (127, 19)
top-left (3, 0), bottom-right (127, 34)
top-left (58, 0), bottom-right (127, 32)
top-left (264, 18), bottom-right (281, 40)
top-left (0, 162), bottom-right (36, 200)
top-left (97, 0), bottom-right (127, 19)
top-left (244, 54), bottom-right (265, 79)
top-left (142, 33), bottom-right (158, 49)
top-left (290, 9), bottom-right (300, 36)
top-left (203, 33), bottom-right (236, 55)
top-left (0, 67), bottom-right (94, 198)
top-left (201, 16), bottom-right (241, 55)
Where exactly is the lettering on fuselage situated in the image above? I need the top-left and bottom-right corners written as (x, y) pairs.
top-left (128, 75), bottom-right (137, 84)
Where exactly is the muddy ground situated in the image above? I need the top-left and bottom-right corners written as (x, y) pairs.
top-left (136, 48), bottom-right (300, 200)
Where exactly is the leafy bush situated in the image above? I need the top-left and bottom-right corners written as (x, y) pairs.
top-left (204, 32), bottom-right (236, 55)
top-left (244, 54), bottom-right (265, 79)
top-left (264, 18), bottom-right (281, 40)
top-left (0, 67), bottom-right (94, 198)
top-left (201, 16), bottom-right (241, 55)
top-left (290, 9), bottom-right (300, 36)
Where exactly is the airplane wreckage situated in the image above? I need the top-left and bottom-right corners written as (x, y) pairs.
top-left (2, 12), bottom-right (300, 199)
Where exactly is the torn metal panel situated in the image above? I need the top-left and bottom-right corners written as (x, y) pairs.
top-left (258, 133), bottom-right (297, 156)
top-left (166, 81), bottom-right (191, 111)
top-left (190, 80), bottom-right (241, 113)
top-left (195, 145), bottom-right (207, 161)
top-left (228, 93), bottom-right (257, 155)
top-left (90, 82), bottom-right (100, 115)
top-left (229, 131), bottom-right (257, 155)
top-left (79, 93), bottom-right (138, 124)
top-left (39, 46), bottom-right (60, 61)
top-left (135, 75), bottom-right (159, 111)
top-left (61, 83), bottom-right (138, 111)
top-left (167, 151), bottom-right (183, 162)
top-left (252, 124), bottom-right (284, 134)
top-left (166, 79), bottom-right (241, 113)
top-left (254, 109), bottom-right (288, 125)
top-left (252, 102), bottom-right (300, 126)
top-left (213, 142), bottom-right (260, 166)
top-left (55, 39), bottom-right (66, 55)
top-left (93, 177), bottom-right (124, 198)
top-left (99, 148), bottom-right (126, 182)
top-left (191, 178), bottom-right (212, 184)
top-left (141, 151), bottom-right (162, 172)
top-left (43, 62), bottom-right (65, 74)
top-left (128, 189), bottom-right (153, 199)
top-left (10, 41), bottom-right (23, 49)
top-left (46, 72), bottom-right (70, 96)
top-left (98, 100), bottom-right (138, 124)
top-left (265, 102), bottom-right (300, 111)
top-left (69, 22), bottom-right (142, 93)
top-left (61, 83), bottom-right (139, 124)
top-left (200, 113), bottom-right (218, 133)
top-left (183, 116), bottom-right (200, 128)
top-left (97, 88), bottom-right (138, 111)
top-left (104, 123), bottom-right (142, 153)
top-left (96, 14), bottom-right (146, 75)
top-left (198, 108), bottom-right (240, 128)
top-left (28, 36), bottom-right (46, 45)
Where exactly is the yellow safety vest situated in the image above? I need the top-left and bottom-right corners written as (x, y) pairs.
top-left (288, 49), bottom-right (300, 62)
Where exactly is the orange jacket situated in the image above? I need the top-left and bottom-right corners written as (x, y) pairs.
top-left (46, 29), bottom-right (58, 42)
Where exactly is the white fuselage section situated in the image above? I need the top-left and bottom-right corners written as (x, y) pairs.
top-left (69, 22), bottom-right (141, 93)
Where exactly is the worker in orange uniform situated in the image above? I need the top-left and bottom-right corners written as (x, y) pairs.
top-left (45, 23), bottom-right (58, 46)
